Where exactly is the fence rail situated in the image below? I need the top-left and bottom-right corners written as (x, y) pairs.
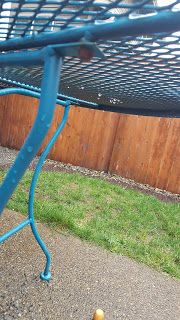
top-left (0, 94), bottom-right (179, 194)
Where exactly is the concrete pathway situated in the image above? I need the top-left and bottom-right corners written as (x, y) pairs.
top-left (1, 210), bottom-right (180, 320)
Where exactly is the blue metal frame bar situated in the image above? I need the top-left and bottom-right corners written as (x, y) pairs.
top-left (1, 79), bottom-right (179, 118)
top-left (0, 78), bottom-right (100, 110)
top-left (0, 10), bottom-right (179, 52)
top-left (0, 87), bottom-right (67, 107)
top-left (0, 50), bottom-right (44, 66)
top-left (0, 219), bottom-right (30, 243)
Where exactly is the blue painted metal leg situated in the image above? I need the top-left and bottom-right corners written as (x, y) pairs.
top-left (28, 102), bottom-right (70, 281)
top-left (0, 49), bottom-right (62, 215)
top-left (0, 102), bottom-right (70, 280)
top-left (0, 48), bottom-right (70, 280)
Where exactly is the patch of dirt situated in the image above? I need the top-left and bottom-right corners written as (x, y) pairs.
top-left (77, 210), bottom-right (94, 227)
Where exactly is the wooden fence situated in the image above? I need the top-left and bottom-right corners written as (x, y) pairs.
top-left (0, 94), bottom-right (179, 194)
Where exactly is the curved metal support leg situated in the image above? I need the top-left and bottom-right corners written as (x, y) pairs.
top-left (28, 103), bottom-right (70, 281)
top-left (0, 49), bottom-right (62, 214)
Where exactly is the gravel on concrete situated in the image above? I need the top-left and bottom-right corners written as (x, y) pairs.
top-left (1, 210), bottom-right (180, 320)
top-left (0, 146), bottom-right (179, 203)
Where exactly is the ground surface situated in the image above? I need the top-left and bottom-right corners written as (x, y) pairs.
top-left (1, 169), bottom-right (179, 278)
top-left (1, 210), bottom-right (180, 320)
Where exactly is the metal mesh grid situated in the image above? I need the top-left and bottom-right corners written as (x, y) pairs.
top-left (0, 0), bottom-right (178, 41)
top-left (0, 1), bottom-right (180, 116)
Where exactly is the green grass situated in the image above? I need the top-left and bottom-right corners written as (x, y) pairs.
top-left (0, 169), bottom-right (179, 278)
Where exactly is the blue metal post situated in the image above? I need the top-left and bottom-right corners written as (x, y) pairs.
top-left (28, 102), bottom-right (70, 281)
top-left (0, 48), bottom-right (62, 214)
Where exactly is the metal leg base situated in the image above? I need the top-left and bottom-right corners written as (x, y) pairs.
top-left (40, 271), bottom-right (51, 281)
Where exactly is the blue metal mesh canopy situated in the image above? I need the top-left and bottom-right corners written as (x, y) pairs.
top-left (0, 0), bottom-right (180, 117)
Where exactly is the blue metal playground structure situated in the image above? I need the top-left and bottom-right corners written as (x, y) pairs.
top-left (0, 0), bottom-right (180, 281)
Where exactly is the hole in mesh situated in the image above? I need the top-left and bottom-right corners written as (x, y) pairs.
top-left (172, 3), bottom-right (180, 11)
top-left (159, 54), bottom-right (176, 59)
